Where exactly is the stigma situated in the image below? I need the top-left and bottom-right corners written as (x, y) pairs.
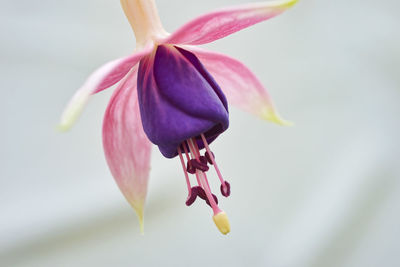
top-left (177, 134), bottom-right (231, 235)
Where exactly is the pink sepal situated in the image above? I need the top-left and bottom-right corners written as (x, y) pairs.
top-left (163, 0), bottom-right (297, 45)
top-left (188, 47), bottom-right (291, 125)
top-left (59, 45), bottom-right (153, 131)
top-left (102, 68), bottom-right (152, 231)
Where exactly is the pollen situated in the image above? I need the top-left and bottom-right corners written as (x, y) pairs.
top-left (213, 212), bottom-right (231, 235)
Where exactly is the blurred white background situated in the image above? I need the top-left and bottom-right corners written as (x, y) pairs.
top-left (1, 0), bottom-right (399, 266)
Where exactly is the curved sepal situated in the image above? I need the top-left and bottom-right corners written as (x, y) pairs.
top-left (59, 45), bottom-right (153, 131)
top-left (188, 47), bottom-right (291, 125)
top-left (102, 69), bottom-right (152, 232)
top-left (163, 0), bottom-right (297, 45)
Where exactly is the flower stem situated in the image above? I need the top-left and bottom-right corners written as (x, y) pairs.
top-left (120, 0), bottom-right (168, 47)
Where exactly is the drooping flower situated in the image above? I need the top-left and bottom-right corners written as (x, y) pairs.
top-left (59, 0), bottom-right (297, 235)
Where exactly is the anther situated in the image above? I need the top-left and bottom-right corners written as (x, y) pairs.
top-left (220, 181), bottom-right (231, 197)
top-left (190, 159), bottom-right (209, 172)
top-left (184, 185), bottom-right (217, 207)
top-left (185, 191), bottom-right (197, 206)
top-left (199, 156), bottom-right (208, 165)
top-left (195, 186), bottom-right (207, 200)
top-left (186, 161), bottom-right (196, 174)
top-left (196, 187), bottom-right (218, 207)
top-left (186, 186), bottom-right (203, 206)
top-left (205, 151), bottom-right (214, 165)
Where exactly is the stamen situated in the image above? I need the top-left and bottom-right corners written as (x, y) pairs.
top-left (184, 141), bottom-right (201, 186)
top-left (193, 185), bottom-right (218, 207)
top-left (178, 146), bottom-right (191, 193)
top-left (199, 156), bottom-right (208, 165)
top-left (182, 143), bottom-right (191, 162)
top-left (186, 161), bottom-right (196, 174)
top-left (188, 138), bottom-right (201, 158)
top-left (193, 186), bottom-right (206, 200)
top-left (190, 159), bottom-right (209, 172)
top-left (178, 146), bottom-right (197, 206)
top-left (187, 138), bottom-right (220, 214)
top-left (187, 137), bottom-right (231, 235)
top-left (185, 188), bottom-right (198, 206)
top-left (220, 181), bottom-right (231, 197)
top-left (200, 134), bottom-right (231, 197)
top-left (190, 138), bottom-right (214, 198)
top-left (205, 151), bottom-right (214, 164)
top-left (185, 139), bottom-right (209, 172)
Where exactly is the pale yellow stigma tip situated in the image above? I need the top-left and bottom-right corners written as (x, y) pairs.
top-left (213, 212), bottom-right (231, 235)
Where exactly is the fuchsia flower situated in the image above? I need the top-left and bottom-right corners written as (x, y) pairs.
top-left (59, 0), bottom-right (297, 235)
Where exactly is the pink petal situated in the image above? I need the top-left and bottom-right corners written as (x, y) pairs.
top-left (102, 68), bottom-right (152, 231)
top-left (189, 47), bottom-right (291, 125)
top-left (162, 0), bottom-right (297, 45)
top-left (58, 45), bottom-right (153, 131)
